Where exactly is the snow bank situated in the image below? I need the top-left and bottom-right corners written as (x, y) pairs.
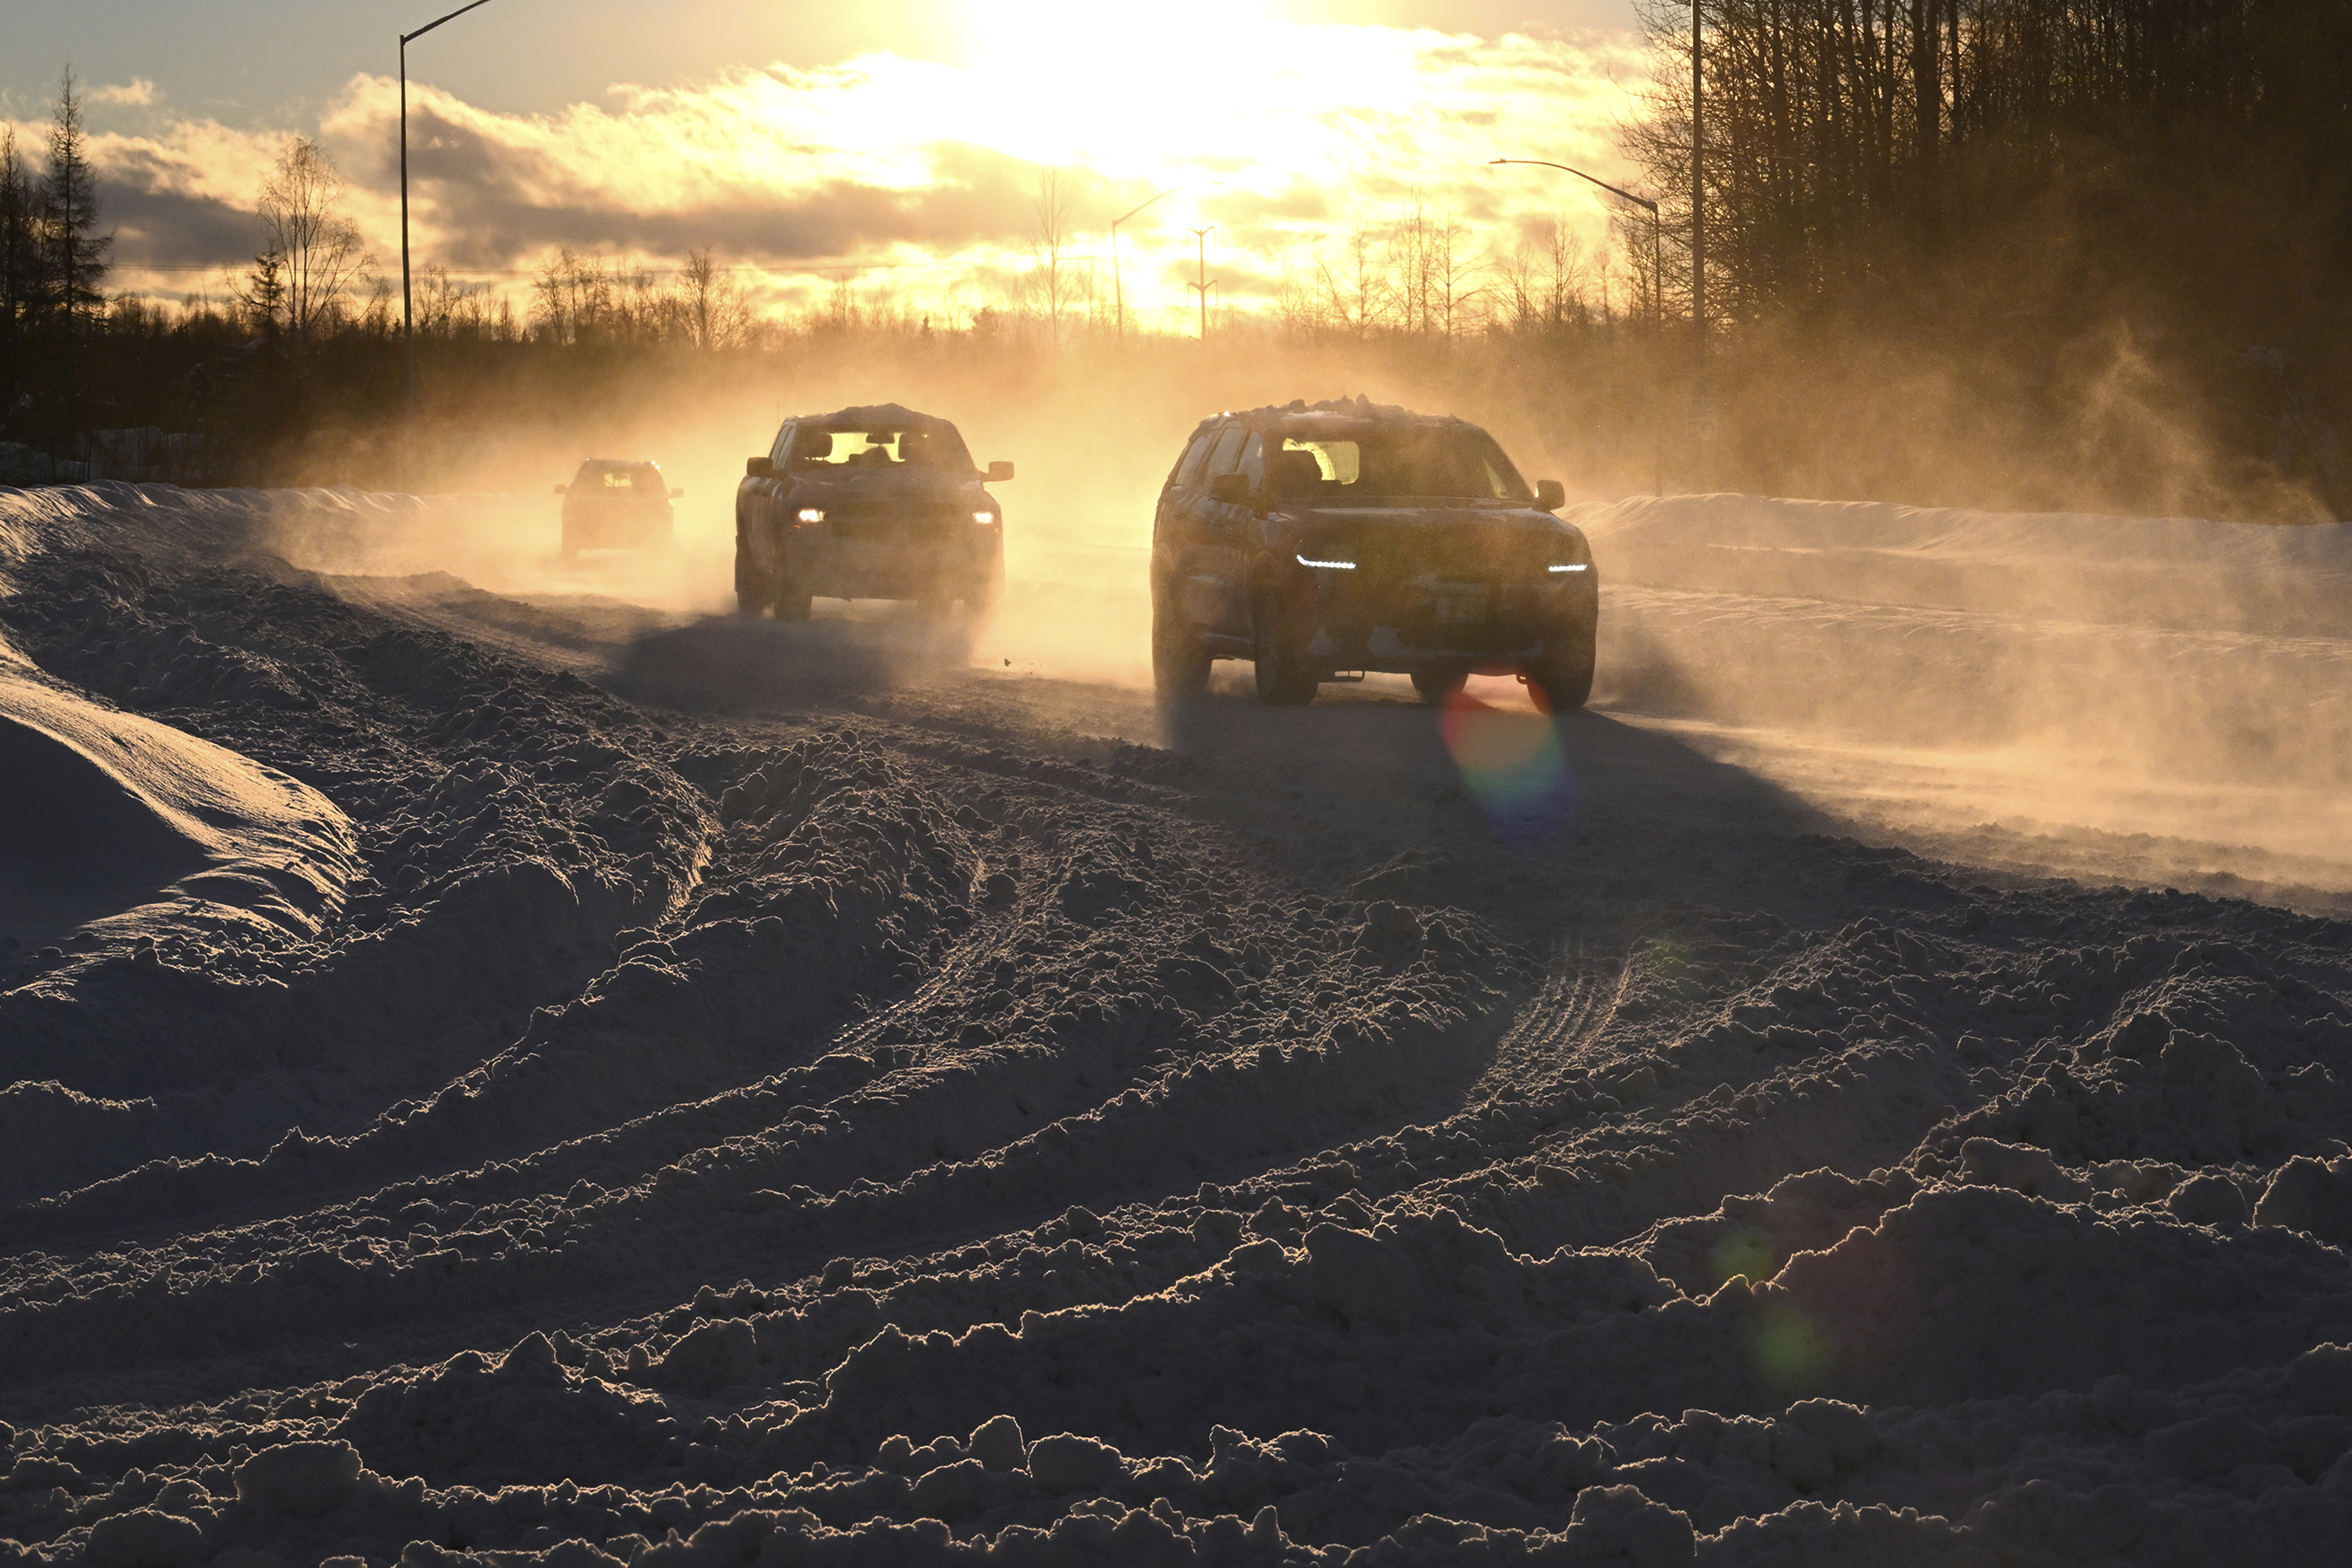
top-left (0, 665), bottom-right (356, 939)
top-left (1576, 493), bottom-right (2352, 637)
top-left (1577, 496), bottom-right (2352, 785)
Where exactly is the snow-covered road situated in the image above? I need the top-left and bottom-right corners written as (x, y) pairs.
top-left (3, 482), bottom-right (2350, 1566)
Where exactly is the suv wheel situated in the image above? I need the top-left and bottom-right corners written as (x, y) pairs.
top-left (1251, 591), bottom-right (1319, 706)
top-left (1152, 595), bottom-right (1210, 701)
top-left (1525, 623), bottom-right (1595, 713)
top-left (1410, 668), bottom-right (1468, 706)
top-left (773, 580), bottom-right (813, 622)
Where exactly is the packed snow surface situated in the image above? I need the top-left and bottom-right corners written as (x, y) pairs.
top-left (3, 481), bottom-right (2351, 1567)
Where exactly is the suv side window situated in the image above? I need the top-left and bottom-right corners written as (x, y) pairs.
top-left (1237, 432), bottom-right (1266, 489)
top-left (1205, 425), bottom-right (1249, 476)
top-left (769, 424), bottom-right (795, 466)
top-left (1173, 431), bottom-right (1217, 487)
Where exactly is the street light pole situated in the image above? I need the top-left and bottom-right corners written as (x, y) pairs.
top-left (1186, 226), bottom-right (1217, 342)
top-left (1490, 158), bottom-right (1666, 493)
top-left (400, 0), bottom-right (497, 472)
top-left (1488, 159), bottom-right (1661, 331)
top-left (1111, 186), bottom-right (1183, 344)
top-left (1692, 0), bottom-right (1707, 405)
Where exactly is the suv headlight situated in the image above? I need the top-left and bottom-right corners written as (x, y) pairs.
top-left (1546, 563), bottom-right (1589, 573)
top-left (1296, 554), bottom-right (1356, 571)
top-left (973, 510), bottom-right (997, 525)
top-left (796, 508), bottom-right (825, 524)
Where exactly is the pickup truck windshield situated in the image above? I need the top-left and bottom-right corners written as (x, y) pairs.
top-left (795, 426), bottom-right (977, 471)
top-left (1268, 429), bottom-right (1531, 502)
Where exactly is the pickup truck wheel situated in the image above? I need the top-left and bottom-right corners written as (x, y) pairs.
top-left (1252, 593), bottom-right (1319, 706)
top-left (965, 562), bottom-right (1003, 619)
top-left (733, 544), bottom-right (772, 617)
top-left (1152, 598), bottom-right (1211, 701)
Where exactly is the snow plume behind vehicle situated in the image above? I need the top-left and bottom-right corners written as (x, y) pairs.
top-left (1579, 494), bottom-right (2352, 900)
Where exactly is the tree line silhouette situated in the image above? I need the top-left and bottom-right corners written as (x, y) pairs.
top-left (1626, 0), bottom-right (2352, 515)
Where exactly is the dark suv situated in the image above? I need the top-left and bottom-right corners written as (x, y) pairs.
top-left (557, 459), bottom-right (679, 563)
top-left (734, 402), bottom-right (1011, 619)
top-left (1151, 398), bottom-right (1597, 707)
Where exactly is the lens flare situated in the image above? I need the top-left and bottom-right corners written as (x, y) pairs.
top-left (1439, 692), bottom-right (1578, 839)
top-left (1709, 1225), bottom-right (1776, 1288)
top-left (1751, 1299), bottom-right (1832, 1389)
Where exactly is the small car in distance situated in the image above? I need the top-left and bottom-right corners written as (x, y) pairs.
top-left (556, 460), bottom-right (681, 563)
top-left (734, 402), bottom-right (1010, 620)
top-left (1151, 397), bottom-right (1597, 708)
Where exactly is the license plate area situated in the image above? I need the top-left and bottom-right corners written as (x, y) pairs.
top-left (1431, 585), bottom-right (1490, 625)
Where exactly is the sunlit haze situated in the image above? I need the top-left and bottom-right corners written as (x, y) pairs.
top-left (3, 0), bottom-right (1649, 326)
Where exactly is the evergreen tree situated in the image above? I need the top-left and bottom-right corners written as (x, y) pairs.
top-left (39, 67), bottom-right (112, 451)
top-left (0, 126), bottom-right (31, 416)
top-left (40, 68), bottom-right (112, 332)
top-left (238, 247), bottom-right (287, 339)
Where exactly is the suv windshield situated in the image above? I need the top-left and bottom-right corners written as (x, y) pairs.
top-left (573, 463), bottom-right (661, 492)
top-left (1266, 427), bottom-right (1531, 502)
top-left (794, 426), bottom-right (975, 471)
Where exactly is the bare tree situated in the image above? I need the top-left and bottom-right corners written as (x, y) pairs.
top-left (531, 247), bottom-right (612, 344)
top-left (1429, 201), bottom-right (1482, 338)
top-left (1028, 168), bottom-right (1078, 342)
top-left (1317, 213), bottom-right (1389, 338)
top-left (679, 247), bottom-right (751, 349)
top-left (412, 263), bottom-right (460, 338)
top-left (256, 139), bottom-right (370, 356)
top-left (1389, 199), bottom-right (1430, 333)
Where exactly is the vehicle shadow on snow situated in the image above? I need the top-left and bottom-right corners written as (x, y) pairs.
top-left (605, 607), bottom-right (981, 712)
top-left (1157, 684), bottom-right (1855, 925)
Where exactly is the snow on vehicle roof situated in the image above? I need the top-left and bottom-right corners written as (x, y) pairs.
top-left (791, 402), bottom-right (964, 433)
top-left (1193, 394), bottom-right (1484, 440)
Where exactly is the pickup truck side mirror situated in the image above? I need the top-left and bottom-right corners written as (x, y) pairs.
top-left (1209, 471), bottom-right (1254, 504)
top-left (670, 487), bottom-right (685, 498)
top-left (986, 460), bottom-right (1014, 483)
top-left (552, 483), bottom-right (569, 495)
top-left (746, 456), bottom-right (774, 479)
top-left (1536, 478), bottom-right (1565, 510)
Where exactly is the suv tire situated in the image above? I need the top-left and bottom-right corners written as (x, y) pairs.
top-left (1252, 591), bottom-right (1319, 706)
top-left (1410, 668), bottom-right (1468, 706)
top-left (1152, 596), bottom-right (1211, 701)
top-left (773, 580), bottom-right (813, 622)
top-left (1526, 624), bottom-right (1595, 713)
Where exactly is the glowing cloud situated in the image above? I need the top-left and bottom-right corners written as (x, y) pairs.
top-left (73, 18), bottom-right (1646, 321)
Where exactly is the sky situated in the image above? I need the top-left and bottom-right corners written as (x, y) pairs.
top-left (1, 0), bottom-right (1659, 327)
